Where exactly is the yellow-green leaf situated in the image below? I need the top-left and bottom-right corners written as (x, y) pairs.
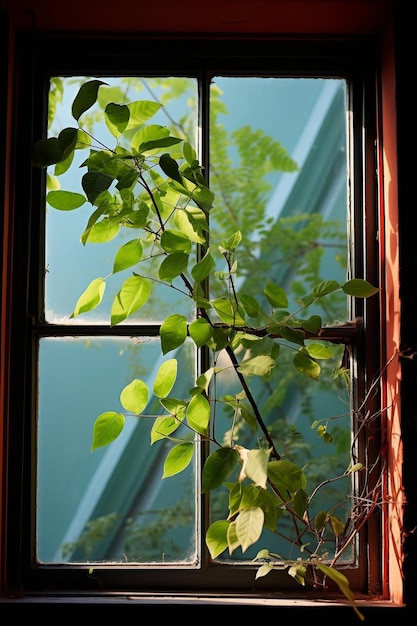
top-left (158, 252), bottom-right (189, 282)
top-left (342, 278), bottom-right (380, 298)
top-left (151, 415), bottom-right (182, 443)
top-left (226, 520), bottom-right (241, 554)
top-left (186, 393), bottom-right (210, 435)
top-left (70, 277), bottom-right (105, 318)
top-left (120, 379), bottom-right (148, 414)
top-left (46, 189), bottom-right (86, 211)
top-left (160, 229), bottom-right (192, 253)
top-left (86, 218), bottom-right (120, 243)
top-left (110, 275), bottom-right (151, 325)
top-left (191, 250), bottom-right (215, 282)
top-left (317, 564), bottom-right (365, 621)
top-left (293, 348), bottom-right (321, 379)
top-left (153, 359), bottom-right (178, 398)
top-left (237, 355), bottom-right (276, 377)
top-left (206, 520), bottom-right (230, 559)
top-left (305, 342), bottom-right (333, 359)
top-left (91, 411), bottom-right (124, 451)
top-left (189, 318), bottom-right (213, 348)
top-left (113, 239), bottom-right (143, 273)
top-left (160, 314), bottom-right (187, 355)
top-left (162, 441), bottom-right (194, 478)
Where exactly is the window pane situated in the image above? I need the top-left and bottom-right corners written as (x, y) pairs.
top-left (37, 336), bottom-right (196, 563)
top-left (207, 77), bottom-right (351, 563)
top-left (38, 73), bottom-right (354, 573)
top-left (45, 77), bottom-right (198, 325)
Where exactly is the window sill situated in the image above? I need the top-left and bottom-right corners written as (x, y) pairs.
top-left (0, 591), bottom-right (406, 612)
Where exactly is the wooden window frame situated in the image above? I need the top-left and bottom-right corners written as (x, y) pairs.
top-left (0, 28), bottom-right (404, 608)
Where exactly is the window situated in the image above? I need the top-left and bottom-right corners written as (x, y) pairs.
top-left (8, 35), bottom-right (382, 599)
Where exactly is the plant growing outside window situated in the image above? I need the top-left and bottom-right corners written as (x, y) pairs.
top-left (32, 75), bottom-right (379, 617)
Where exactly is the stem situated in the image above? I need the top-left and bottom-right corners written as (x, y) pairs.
top-left (225, 344), bottom-right (281, 460)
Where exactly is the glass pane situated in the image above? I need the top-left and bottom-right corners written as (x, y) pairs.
top-left (39, 74), bottom-right (354, 573)
top-left (207, 77), bottom-right (352, 563)
top-left (45, 77), bottom-right (198, 325)
top-left (37, 336), bottom-right (196, 563)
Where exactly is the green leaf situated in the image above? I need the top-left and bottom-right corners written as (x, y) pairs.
top-left (113, 239), bottom-right (143, 273)
top-left (264, 281), bottom-right (288, 308)
top-left (329, 514), bottom-right (346, 537)
top-left (235, 507), bottom-right (264, 552)
top-left (120, 379), bottom-right (148, 414)
top-left (206, 520), bottom-right (230, 559)
top-left (72, 79), bottom-right (108, 121)
top-left (183, 141), bottom-right (197, 164)
top-left (202, 447), bottom-right (239, 492)
top-left (315, 510), bottom-right (327, 532)
top-left (299, 314), bottom-right (322, 333)
top-left (189, 318), bottom-right (213, 347)
top-left (54, 149), bottom-right (74, 176)
top-left (342, 278), bottom-right (380, 298)
top-left (105, 102), bottom-right (130, 137)
top-left (305, 342), bottom-right (333, 359)
top-left (110, 275), bottom-right (151, 325)
top-left (227, 521), bottom-right (241, 554)
top-left (158, 252), bottom-right (189, 282)
top-left (222, 230), bottom-right (242, 251)
top-left (312, 279), bottom-right (341, 298)
top-left (174, 207), bottom-right (207, 244)
top-left (267, 460), bottom-right (307, 494)
top-left (159, 153), bottom-right (184, 185)
top-left (70, 277), bottom-right (106, 318)
top-left (191, 250), bottom-right (215, 282)
top-left (160, 229), bottom-right (192, 253)
top-left (288, 562), bottom-right (306, 585)
top-left (280, 325), bottom-right (305, 346)
top-left (153, 359), bottom-right (178, 398)
top-left (293, 488), bottom-right (308, 517)
top-left (212, 297), bottom-right (246, 325)
top-left (32, 127), bottom-right (79, 168)
top-left (85, 219), bottom-right (120, 244)
top-left (151, 415), bottom-right (183, 443)
top-left (316, 564), bottom-right (365, 621)
top-left (160, 314), bottom-right (187, 355)
top-left (130, 123), bottom-right (168, 151)
top-left (240, 483), bottom-right (282, 512)
top-left (46, 190), bottom-right (86, 211)
top-left (159, 397), bottom-right (187, 416)
top-left (195, 367), bottom-right (214, 393)
top-left (162, 441), bottom-right (194, 478)
top-left (239, 294), bottom-right (261, 319)
top-left (91, 411), bottom-right (124, 451)
top-left (82, 171), bottom-right (114, 205)
top-left (127, 100), bottom-right (162, 128)
top-left (293, 349), bottom-right (321, 379)
top-left (186, 393), bottom-right (210, 435)
top-left (237, 355), bottom-right (276, 377)
top-left (139, 137), bottom-right (182, 151)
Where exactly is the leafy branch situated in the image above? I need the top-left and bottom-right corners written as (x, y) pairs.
top-left (32, 78), bottom-right (381, 620)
